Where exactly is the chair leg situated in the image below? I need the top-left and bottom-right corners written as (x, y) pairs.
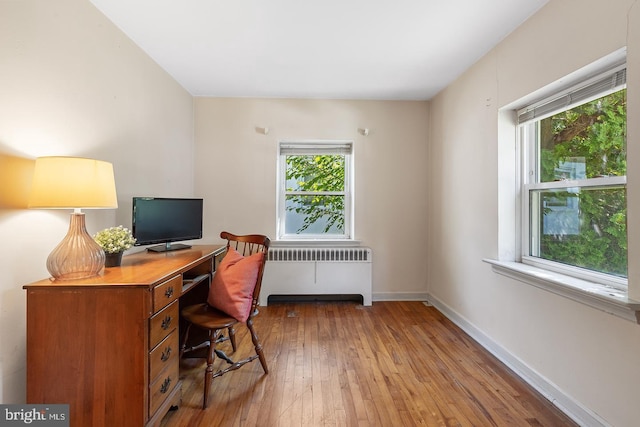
top-left (246, 318), bottom-right (268, 374)
top-left (179, 323), bottom-right (192, 358)
top-left (228, 326), bottom-right (237, 352)
top-left (203, 329), bottom-right (221, 409)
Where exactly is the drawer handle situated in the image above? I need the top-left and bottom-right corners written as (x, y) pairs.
top-left (160, 377), bottom-right (172, 394)
top-left (164, 286), bottom-right (174, 298)
top-left (161, 315), bottom-right (172, 330)
top-left (161, 346), bottom-right (172, 362)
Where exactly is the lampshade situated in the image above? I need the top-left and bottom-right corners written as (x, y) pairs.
top-left (29, 156), bottom-right (119, 281)
top-left (29, 157), bottom-right (118, 209)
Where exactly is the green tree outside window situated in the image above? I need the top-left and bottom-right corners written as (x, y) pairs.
top-left (535, 89), bottom-right (627, 277)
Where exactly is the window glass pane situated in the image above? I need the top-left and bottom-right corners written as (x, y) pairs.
top-left (285, 154), bottom-right (345, 192)
top-left (285, 195), bottom-right (345, 235)
top-left (279, 144), bottom-right (352, 240)
top-left (530, 186), bottom-right (627, 277)
top-left (538, 89), bottom-right (626, 183)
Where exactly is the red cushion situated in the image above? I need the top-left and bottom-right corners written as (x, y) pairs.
top-left (207, 246), bottom-right (264, 322)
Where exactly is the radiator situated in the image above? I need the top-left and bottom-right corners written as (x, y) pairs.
top-left (260, 247), bottom-right (372, 306)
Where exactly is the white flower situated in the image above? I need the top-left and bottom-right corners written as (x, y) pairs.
top-left (93, 226), bottom-right (136, 254)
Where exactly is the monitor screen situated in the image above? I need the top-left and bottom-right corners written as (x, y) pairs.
top-left (132, 197), bottom-right (203, 252)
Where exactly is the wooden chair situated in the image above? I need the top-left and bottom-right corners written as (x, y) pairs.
top-left (180, 231), bottom-right (270, 409)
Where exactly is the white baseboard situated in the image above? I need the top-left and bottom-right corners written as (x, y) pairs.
top-left (426, 293), bottom-right (609, 427)
top-left (373, 292), bottom-right (429, 301)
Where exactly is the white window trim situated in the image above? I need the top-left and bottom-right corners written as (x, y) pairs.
top-left (490, 47), bottom-right (640, 323)
top-left (276, 140), bottom-right (354, 241)
top-left (484, 259), bottom-right (640, 323)
top-left (518, 64), bottom-right (628, 288)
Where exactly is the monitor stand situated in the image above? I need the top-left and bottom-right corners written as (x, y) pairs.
top-left (147, 242), bottom-right (192, 253)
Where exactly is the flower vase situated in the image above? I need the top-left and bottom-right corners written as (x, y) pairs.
top-left (104, 251), bottom-right (124, 267)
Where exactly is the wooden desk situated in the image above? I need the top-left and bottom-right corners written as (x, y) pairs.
top-left (23, 245), bottom-right (225, 427)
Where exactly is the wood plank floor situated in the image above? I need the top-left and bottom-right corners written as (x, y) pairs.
top-left (161, 301), bottom-right (576, 426)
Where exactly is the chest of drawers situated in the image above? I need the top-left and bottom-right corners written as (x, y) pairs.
top-left (24, 245), bottom-right (223, 427)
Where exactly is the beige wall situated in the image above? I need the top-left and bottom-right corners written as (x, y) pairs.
top-left (428, 0), bottom-right (640, 425)
top-left (0, 0), bottom-right (194, 402)
top-left (194, 98), bottom-right (430, 299)
top-left (3, 0), bottom-right (637, 424)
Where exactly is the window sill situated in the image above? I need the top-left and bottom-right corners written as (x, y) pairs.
top-left (272, 239), bottom-right (362, 248)
top-left (484, 259), bottom-right (640, 324)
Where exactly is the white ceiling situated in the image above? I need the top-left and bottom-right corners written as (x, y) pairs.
top-left (89, 0), bottom-right (549, 100)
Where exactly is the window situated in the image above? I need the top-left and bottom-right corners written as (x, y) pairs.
top-left (518, 65), bottom-right (627, 287)
top-left (277, 141), bottom-right (353, 240)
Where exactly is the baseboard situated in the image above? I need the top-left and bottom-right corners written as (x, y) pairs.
top-left (373, 292), bottom-right (429, 301)
top-left (426, 293), bottom-right (609, 427)
top-left (265, 292), bottom-right (428, 306)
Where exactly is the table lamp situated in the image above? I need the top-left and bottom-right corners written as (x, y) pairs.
top-left (28, 156), bottom-right (118, 280)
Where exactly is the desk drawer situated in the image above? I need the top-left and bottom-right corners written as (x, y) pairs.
top-left (149, 300), bottom-right (178, 350)
top-left (149, 330), bottom-right (179, 381)
top-left (153, 275), bottom-right (181, 312)
top-left (149, 360), bottom-right (179, 416)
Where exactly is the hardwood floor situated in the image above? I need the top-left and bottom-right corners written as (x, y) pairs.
top-left (161, 301), bottom-right (576, 426)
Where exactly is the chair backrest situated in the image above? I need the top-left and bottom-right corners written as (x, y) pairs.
top-left (220, 231), bottom-right (270, 316)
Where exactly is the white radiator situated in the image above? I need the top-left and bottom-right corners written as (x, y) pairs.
top-left (260, 247), bottom-right (372, 306)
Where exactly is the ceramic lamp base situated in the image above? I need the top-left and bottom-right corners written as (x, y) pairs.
top-left (47, 212), bottom-right (105, 280)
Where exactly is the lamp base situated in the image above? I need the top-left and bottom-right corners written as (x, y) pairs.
top-left (47, 212), bottom-right (105, 280)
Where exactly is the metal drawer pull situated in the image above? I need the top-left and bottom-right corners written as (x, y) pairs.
top-left (161, 346), bottom-right (172, 362)
top-left (160, 377), bottom-right (172, 394)
top-left (164, 287), bottom-right (174, 298)
top-left (161, 316), bottom-right (172, 330)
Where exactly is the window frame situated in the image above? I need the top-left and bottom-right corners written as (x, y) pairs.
top-left (517, 64), bottom-right (628, 289)
top-left (276, 140), bottom-right (354, 241)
